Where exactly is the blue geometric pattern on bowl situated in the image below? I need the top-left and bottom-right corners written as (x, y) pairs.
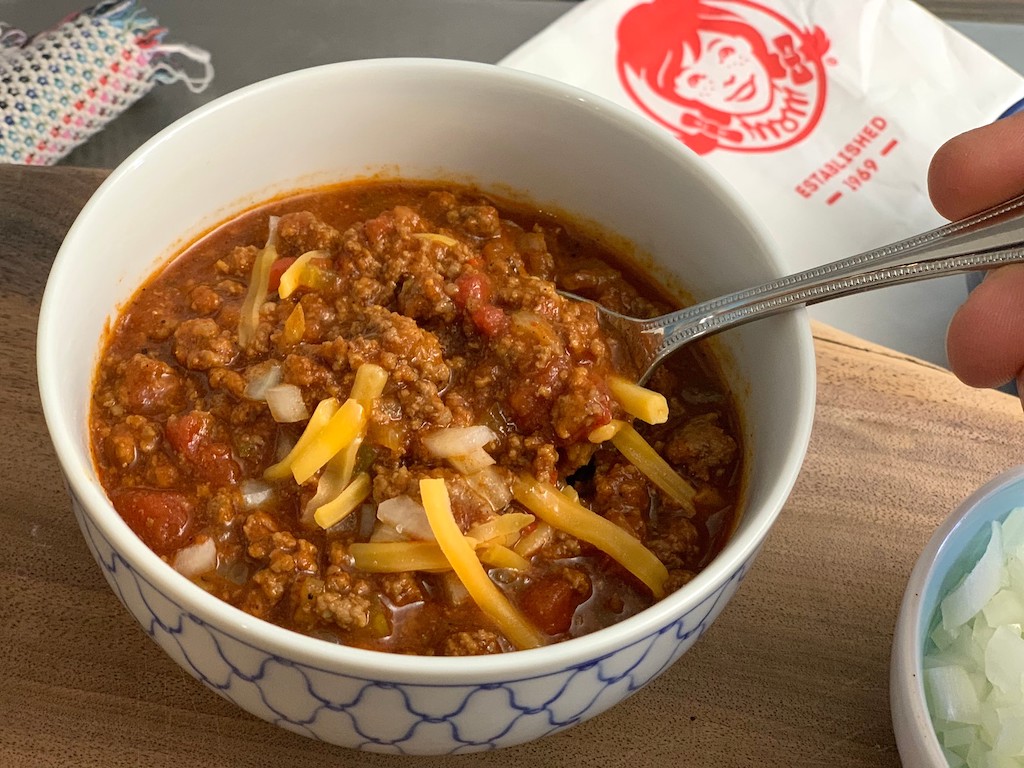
top-left (70, 490), bottom-right (751, 754)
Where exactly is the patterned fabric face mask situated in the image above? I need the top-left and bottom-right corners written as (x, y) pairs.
top-left (0, 0), bottom-right (213, 165)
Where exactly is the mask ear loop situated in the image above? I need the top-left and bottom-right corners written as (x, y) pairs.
top-left (148, 42), bottom-right (215, 94)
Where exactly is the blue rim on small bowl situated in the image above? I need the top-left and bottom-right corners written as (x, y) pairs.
top-left (890, 464), bottom-right (1024, 767)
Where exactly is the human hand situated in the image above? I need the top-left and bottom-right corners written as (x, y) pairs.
top-left (929, 110), bottom-right (1024, 396)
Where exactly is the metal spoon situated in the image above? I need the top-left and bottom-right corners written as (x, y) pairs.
top-left (562, 192), bottom-right (1024, 384)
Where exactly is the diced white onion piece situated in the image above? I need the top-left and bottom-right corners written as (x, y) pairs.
top-left (240, 479), bottom-right (273, 509)
top-left (924, 511), bottom-right (1024, 764)
top-left (172, 537), bottom-right (217, 578)
top-left (368, 522), bottom-right (407, 543)
top-left (993, 704), bottom-right (1024, 755)
top-left (984, 625), bottom-right (1024, 695)
top-left (925, 665), bottom-right (982, 725)
top-left (441, 571), bottom-right (471, 606)
top-left (238, 216), bottom-right (279, 347)
top-left (1003, 506), bottom-right (1024, 558)
top-left (447, 446), bottom-right (495, 475)
top-left (376, 495), bottom-right (435, 541)
top-left (941, 726), bottom-right (977, 750)
top-left (982, 589), bottom-right (1024, 628)
top-left (942, 522), bottom-right (1004, 631)
top-left (422, 425), bottom-right (497, 458)
top-left (464, 465), bottom-right (512, 512)
top-left (265, 383), bottom-right (309, 423)
top-left (243, 361), bottom-right (283, 401)
top-left (513, 520), bottom-right (553, 558)
top-left (929, 623), bottom-right (960, 652)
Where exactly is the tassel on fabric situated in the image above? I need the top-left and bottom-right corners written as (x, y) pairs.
top-left (0, 1), bottom-right (213, 165)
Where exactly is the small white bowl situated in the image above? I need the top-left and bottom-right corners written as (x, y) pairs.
top-left (891, 465), bottom-right (1024, 767)
top-left (38, 58), bottom-right (816, 754)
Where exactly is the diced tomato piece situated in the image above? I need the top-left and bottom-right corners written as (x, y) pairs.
top-left (268, 257), bottom-right (298, 292)
top-left (471, 305), bottom-right (507, 337)
top-left (453, 272), bottom-right (491, 310)
top-left (362, 213), bottom-right (393, 244)
top-left (165, 411), bottom-right (209, 455)
top-left (191, 442), bottom-right (241, 485)
top-left (520, 574), bottom-right (591, 635)
top-left (165, 411), bottom-right (241, 485)
top-left (112, 488), bottom-right (194, 555)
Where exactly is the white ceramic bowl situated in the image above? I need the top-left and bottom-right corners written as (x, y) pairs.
top-left (38, 58), bottom-right (815, 754)
top-left (891, 465), bottom-right (1024, 767)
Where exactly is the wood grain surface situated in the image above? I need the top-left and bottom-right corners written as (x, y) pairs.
top-left (2, 165), bottom-right (1024, 767)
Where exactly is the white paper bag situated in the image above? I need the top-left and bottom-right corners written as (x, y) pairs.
top-left (502, 0), bottom-right (1024, 363)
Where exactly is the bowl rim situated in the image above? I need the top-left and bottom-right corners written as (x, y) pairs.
top-left (890, 463), bottom-right (1024, 763)
top-left (37, 56), bottom-right (817, 681)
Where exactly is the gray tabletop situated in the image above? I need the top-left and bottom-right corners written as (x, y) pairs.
top-left (2, 0), bottom-right (576, 168)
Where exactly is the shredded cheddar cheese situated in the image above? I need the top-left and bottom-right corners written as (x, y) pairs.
top-left (478, 543), bottom-right (531, 571)
top-left (350, 363), bottom-right (388, 407)
top-left (412, 232), bottom-right (459, 247)
top-left (313, 471), bottom-right (371, 529)
top-left (587, 421), bottom-right (623, 444)
top-left (609, 421), bottom-right (697, 515)
top-left (608, 375), bottom-right (669, 425)
top-left (277, 250), bottom-right (325, 299)
top-left (349, 540), bottom-right (453, 573)
top-left (466, 512), bottom-right (535, 546)
top-left (291, 398), bottom-right (366, 484)
top-left (511, 474), bottom-right (669, 598)
top-left (282, 304), bottom-right (305, 345)
top-left (420, 478), bottom-right (544, 650)
top-left (263, 397), bottom-right (340, 482)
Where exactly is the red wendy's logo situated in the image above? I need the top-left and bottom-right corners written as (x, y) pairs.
top-left (616, 0), bottom-right (831, 155)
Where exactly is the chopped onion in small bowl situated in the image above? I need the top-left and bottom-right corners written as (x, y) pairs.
top-left (892, 466), bottom-right (1024, 768)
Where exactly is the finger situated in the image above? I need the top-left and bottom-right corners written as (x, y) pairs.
top-left (928, 110), bottom-right (1024, 220)
top-left (946, 263), bottom-right (1024, 388)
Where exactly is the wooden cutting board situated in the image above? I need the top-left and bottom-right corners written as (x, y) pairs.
top-left (2, 165), bottom-right (1022, 767)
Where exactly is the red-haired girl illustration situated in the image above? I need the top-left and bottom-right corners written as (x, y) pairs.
top-left (617, 0), bottom-right (830, 154)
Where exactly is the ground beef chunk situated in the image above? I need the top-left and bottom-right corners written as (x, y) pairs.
top-left (116, 354), bottom-right (186, 416)
top-left (647, 513), bottom-right (700, 572)
top-left (277, 211), bottom-right (341, 256)
top-left (550, 367), bottom-right (613, 443)
top-left (217, 244), bottom-right (257, 278)
top-left (103, 415), bottom-right (169, 481)
top-left (282, 352), bottom-right (342, 402)
top-left (380, 572), bottom-right (425, 607)
top-left (664, 413), bottom-right (737, 482)
top-left (314, 591), bottom-right (372, 631)
top-left (593, 460), bottom-right (650, 541)
top-left (189, 284), bottom-right (222, 315)
top-left (446, 204), bottom-right (500, 239)
top-left (207, 367), bottom-right (247, 399)
top-left (396, 271), bottom-right (457, 323)
top-left (173, 318), bottom-right (239, 371)
top-left (442, 629), bottom-right (503, 656)
top-left (663, 569), bottom-right (697, 594)
top-left (316, 564), bottom-right (373, 631)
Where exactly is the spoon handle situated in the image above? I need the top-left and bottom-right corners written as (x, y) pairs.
top-left (643, 193), bottom-right (1024, 369)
